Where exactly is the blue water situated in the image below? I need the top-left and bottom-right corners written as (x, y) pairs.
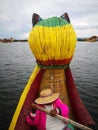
top-left (0, 42), bottom-right (98, 130)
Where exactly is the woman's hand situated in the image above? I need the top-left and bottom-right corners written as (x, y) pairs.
top-left (31, 103), bottom-right (37, 113)
top-left (50, 109), bottom-right (57, 117)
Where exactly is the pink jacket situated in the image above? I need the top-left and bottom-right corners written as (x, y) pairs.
top-left (26, 98), bottom-right (69, 130)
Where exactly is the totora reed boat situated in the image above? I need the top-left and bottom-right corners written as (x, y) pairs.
top-left (9, 13), bottom-right (96, 130)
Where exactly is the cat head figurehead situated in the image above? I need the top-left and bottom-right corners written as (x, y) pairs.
top-left (28, 13), bottom-right (77, 68)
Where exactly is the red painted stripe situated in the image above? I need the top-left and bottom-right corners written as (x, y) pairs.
top-left (37, 58), bottom-right (72, 66)
top-left (65, 67), bottom-right (95, 126)
top-left (15, 69), bottom-right (45, 130)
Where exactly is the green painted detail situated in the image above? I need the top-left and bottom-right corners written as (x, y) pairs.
top-left (37, 63), bottom-right (69, 69)
top-left (36, 17), bottom-right (69, 27)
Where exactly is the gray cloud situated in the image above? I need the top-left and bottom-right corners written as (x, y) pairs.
top-left (0, 0), bottom-right (98, 38)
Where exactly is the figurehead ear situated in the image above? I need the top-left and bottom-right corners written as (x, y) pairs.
top-left (60, 13), bottom-right (71, 23)
top-left (32, 13), bottom-right (43, 27)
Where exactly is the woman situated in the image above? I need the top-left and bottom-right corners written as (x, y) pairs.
top-left (26, 88), bottom-right (74, 130)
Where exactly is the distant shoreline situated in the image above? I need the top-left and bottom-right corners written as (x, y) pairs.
top-left (0, 38), bottom-right (27, 43)
top-left (0, 35), bottom-right (98, 43)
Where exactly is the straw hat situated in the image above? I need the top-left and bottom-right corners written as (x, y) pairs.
top-left (35, 88), bottom-right (59, 104)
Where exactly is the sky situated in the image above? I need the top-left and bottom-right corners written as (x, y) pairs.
top-left (0, 0), bottom-right (98, 39)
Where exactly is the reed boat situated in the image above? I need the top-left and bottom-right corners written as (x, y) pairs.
top-left (86, 39), bottom-right (97, 42)
top-left (9, 13), bottom-right (95, 130)
top-left (86, 36), bottom-right (97, 42)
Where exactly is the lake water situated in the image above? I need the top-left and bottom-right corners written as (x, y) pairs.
top-left (0, 42), bottom-right (98, 130)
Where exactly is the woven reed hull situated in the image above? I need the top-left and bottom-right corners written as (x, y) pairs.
top-left (39, 69), bottom-right (73, 120)
top-left (8, 67), bottom-right (95, 130)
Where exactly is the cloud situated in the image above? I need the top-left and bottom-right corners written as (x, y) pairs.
top-left (0, 0), bottom-right (98, 38)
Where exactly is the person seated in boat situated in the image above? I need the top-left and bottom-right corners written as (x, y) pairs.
top-left (26, 88), bottom-right (74, 130)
